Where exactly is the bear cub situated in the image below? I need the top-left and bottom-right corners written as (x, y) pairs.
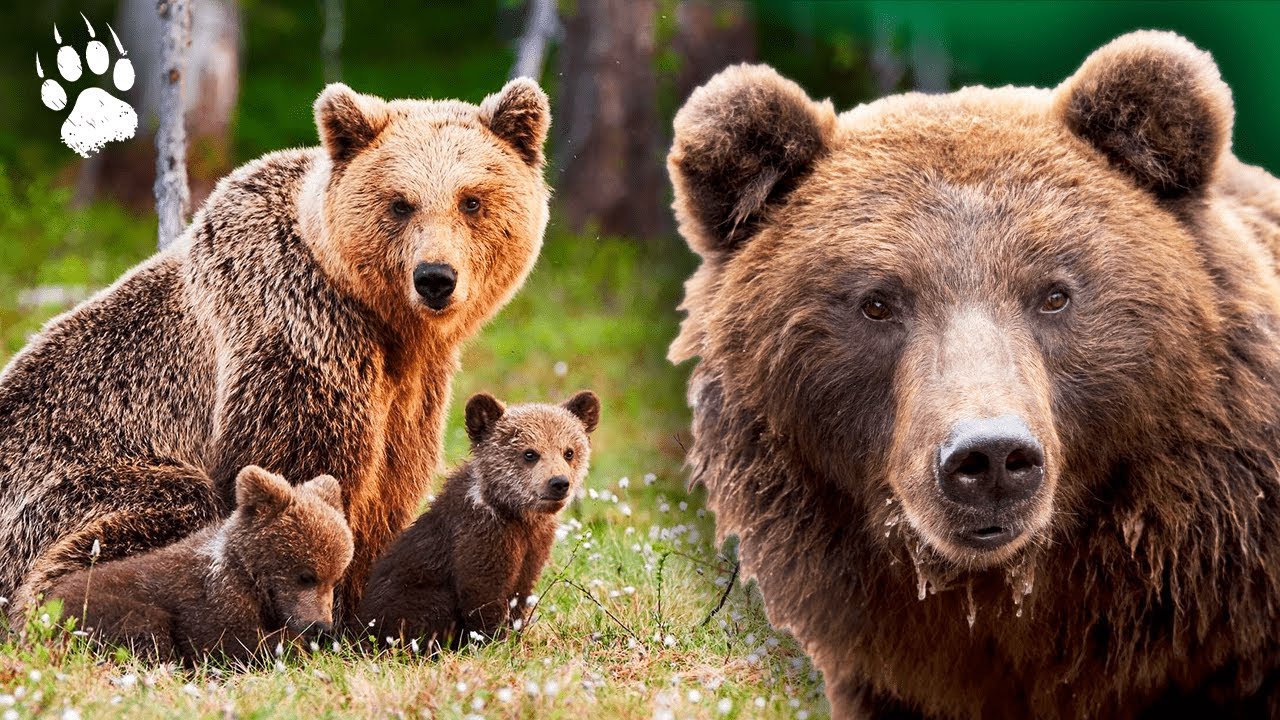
top-left (359, 390), bottom-right (601, 647)
top-left (45, 466), bottom-right (354, 664)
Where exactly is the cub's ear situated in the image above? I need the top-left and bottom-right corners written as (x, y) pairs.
top-left (314, 83), bottom-right (391, 164)
top-left (235, 465), bottom-right (292, 515)
top-left (669, 64), bottom-right (836, 258)
top-left (1053, 31), bottom-right (1233, 198)
top-left (562, 390), bottom-right (601, 434)
top-left (465, 392), bottom-right (507, 444)
top-left (302, 474), bottom-right (344, 513)
top-left (479, 77), bottom-right (551, 168)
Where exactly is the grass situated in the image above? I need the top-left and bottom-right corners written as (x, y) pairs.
top-left (0, 187), bottom-right (829, 718)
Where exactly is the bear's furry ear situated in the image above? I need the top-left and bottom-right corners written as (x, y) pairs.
top-left (314, 83), bottom-right (391, 164)
top-left (1054, 31), bottom-right (1233, 198)
top-left (465, 392), bottom-right (506, 444)
top-left (562, 390), bottom-right (601, 434)
top-left (479, 77), bottom-right (551, 168)
top-left (302, 474), bottom-right (344, 513)
top-left (235, 465), bottom-right (292, 515)
top-left (669, 64), bottom-right (836, 257)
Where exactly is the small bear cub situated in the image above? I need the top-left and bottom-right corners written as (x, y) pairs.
top-left (46, 466), bottom-right (354, 664)
top-left (359, 390), bottom-right (601, 647)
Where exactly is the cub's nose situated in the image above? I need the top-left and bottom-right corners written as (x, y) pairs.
top-left (546, 475), bottom-right (570, 500)
top-left (938, 416), bottom-right (1044, 510)
top-left (413, 262), bottom-right (457, 310)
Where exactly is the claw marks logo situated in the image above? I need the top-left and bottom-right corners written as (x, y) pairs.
top-left (37, 14), bottom-right (138, 158)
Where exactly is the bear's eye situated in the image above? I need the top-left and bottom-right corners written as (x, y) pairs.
top-left (564, 448), bottom-right (575, 462)
top-left (391, 198), bottom-right (415, 219)
top-left (297, 571), bottom-right (318, 588)
top-left (523, 449), bottom-right (540, 463)
top-left (460, 196), bottom-right (482, 215)
top-left (1040, 289), bottom-right (1070, 314)
top-left (861, 297), bottom-right (893, 322)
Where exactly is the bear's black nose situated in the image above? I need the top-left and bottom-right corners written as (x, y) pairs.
top-left (413, 262), bottom-right (457, 310)
top-left (546, 475), bottom-right (570, 499)
top-left (937, 416), bottom-right (1044, 512)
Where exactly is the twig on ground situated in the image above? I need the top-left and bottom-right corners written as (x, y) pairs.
top-left (562, 579), bottom-right (644, 648)
top-left (699, 561), bottom-right (739, 627)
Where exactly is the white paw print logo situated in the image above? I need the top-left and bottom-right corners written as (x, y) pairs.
top-left (36, 14), bottom-right (138, 158)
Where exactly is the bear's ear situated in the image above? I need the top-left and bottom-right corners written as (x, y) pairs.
top-left (235, 465), bottom-right (292, 515)
top-left (669, 64), bottom-right (836, 258)
top-left (1053, 31), bottom-right (1233, 199)
top-left (314, 83), bottom-right (391, 164)
top-left (465, 392), bottom-right (506, 445)
top-left (302, 474), bottom-right (344, 513)
top-left (479, 77), bottom-right (551, 168)
top-left (562, 390), bottom-right (601, 434)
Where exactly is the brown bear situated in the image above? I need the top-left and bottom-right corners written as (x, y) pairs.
top-left (44, 466), bottom-right (352, 664)
top-left (668, 32), bottom-right (1280, 719)
top-left (357, 390), bottom-right (600, 648)
top-left (0, 78), bottom-right (550, 621)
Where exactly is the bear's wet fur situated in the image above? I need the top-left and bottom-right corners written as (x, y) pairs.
top-left (358, 391), bottom-right (599, 648)
top-left (669, 31), bottom-right (1280, 718)
top-left (45, 466), bottom-right (353, 664)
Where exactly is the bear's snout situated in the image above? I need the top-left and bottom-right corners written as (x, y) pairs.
top-left (413, 262), bottom-right (457, 310)
top-left (544, 475), bottom-right (570, 500)
top-left (937, 415), bottom-right (1044, 548)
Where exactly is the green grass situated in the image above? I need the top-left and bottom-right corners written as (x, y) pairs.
top-left (0, 190), bottom-right (828, 718)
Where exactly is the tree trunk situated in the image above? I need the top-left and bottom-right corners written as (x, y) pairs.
top-left (155, 0), bottom-right (192, 249)
top-left (320, 0), bottom-right (344, 82)
top-left (510, 0), bottom-right (558, 81)
top-left (554, 0), bottom-right (664, 240)
top-left (673, 0), bottom-right (755, 103)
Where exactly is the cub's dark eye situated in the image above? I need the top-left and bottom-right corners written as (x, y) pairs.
top-left (297, 571), bottom-right (317, 588)
top-left (861, 297), bottom-right (893, 322)
top-left (564, 448), bottom-right (575, 462)
top-left (391, 198), bottom-right (415, 218)
top-left (523, 449), bottom-right (540, 463)
top-left (460, 196), bottom-right (482, 215)
top-left (1040, 289), bottom-right (1070, 314)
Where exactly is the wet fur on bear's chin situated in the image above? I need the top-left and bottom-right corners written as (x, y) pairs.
top-left (672, 31), bottom-right (1280, 719)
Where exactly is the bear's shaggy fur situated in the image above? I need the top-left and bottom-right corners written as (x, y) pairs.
top-left (45, 466), bottom-right (352, 664)
top-left (669, 32), bottom-right (1280, 718)
top-left (0, 79), bottom-right (550, 620)
top-left (358, 391), bottom-right (599, 647)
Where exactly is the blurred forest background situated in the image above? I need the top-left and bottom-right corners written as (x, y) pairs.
top-left (1, 3), bottom-right (1278, 718)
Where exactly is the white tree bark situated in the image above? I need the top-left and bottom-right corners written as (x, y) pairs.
top-left (510, 0), bottom-right (558, 80)
top-left (154, 0), bottom-right (192, 250)
top-left (320, 0), bottom-right (344, 82)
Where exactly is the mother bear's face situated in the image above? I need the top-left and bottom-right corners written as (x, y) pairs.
top-left (670, 33), bottom-right (1232, 568)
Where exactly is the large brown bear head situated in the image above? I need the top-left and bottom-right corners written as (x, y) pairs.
top-left (302, 79), bottom-right (551, 341)
top-left (670, 31), bottom-right (1268, 573)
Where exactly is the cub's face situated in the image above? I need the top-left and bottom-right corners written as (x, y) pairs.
top-left (231, 467), bottom-right (354, 637)
top-left (671, 34), bottom-right (1239, 569)
top-left (464, 391), bottom-right (601, 515)
top-left (309, 80), bottom-right (550, 337)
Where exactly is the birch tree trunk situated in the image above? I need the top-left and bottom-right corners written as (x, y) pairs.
top-left (510, 0), bottom-right (558, 80)
top-left (155, 0), bottom-right (192, 249)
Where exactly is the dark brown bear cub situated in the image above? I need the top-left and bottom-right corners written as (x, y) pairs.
top-left (45, 466), bottom-right (353, 664)
top-left (358, 391), bottom-right (600, 648)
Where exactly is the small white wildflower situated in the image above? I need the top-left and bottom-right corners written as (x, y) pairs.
top-left (746, 652), bottom-right (760, 664)
top-left (754, 697), bottom-right (766, 708)
top-left (697, 508), bottom-right (707, 518)
top-left (678, 501), bottom-right (688, 511)
top-left (608, 590), bottom-right (620, 598)
top-left (766, 636), bottom-right (780, 648)
top-left (687, 690), bottom-right (702, 703)
top-left (525, 680), bottom-right (540, 696)
top-left (274, 660), bottom-right (286, 673)
top-left (471, 697), bottom-right (485, 711)
top-left (90, 539), bottom-right (101, 559)
top-left (0, 696), bottom-right (11, 708)
top-left (644, 473), bottom-right (657, 485)
top-left (468, 631), bottom-right (483, 642)
top-left (497, 687), bottom-right (514, 703)
top-left (553, 361), bottom-right (568, 376)
top-left (28, 670), bottom-right (42, 683)
top-left (274, 642), bottom-right (284, 657)
top-left (627, 637), bottom-right (638, 649)
top-left (71, 630), bottom-right (88, 637)
top-left (512, 618), bottom-right (523, 631)
top-left (618, 476), bottom-right (630, 489)
top-left (789, 698), bottom-right (801, 709)
top-left (110, 695), bottom-right (122, 705)
top-left (658, 503), bottom-right (670, 513)
top-left (309, 641), bottom-right (320, 652)
top-left (4, 710), bottom-right (18, 720)
top-left (368, 619), bottom-right (376, 627)
top-left (620, 503), bottom-right (632, 517)
top-left (663, 634), bottom-right (676, 647)
top-left (623, 585), bottom-right (636, 595)
top-left (456, 682), bottom-right (468, 693)
top-left (798, 711), bottom-right (811, 720)
top-left (332, 640), bottom-right (342, 652)
top-left (182, 684), bottom-right (200, 698)
top-left (525, 594), bottom-right (538, 607)
top-left (39, 614), bottom-right (50, 627)
top-left (543, 680), bottom-right (560, 696)
top-left (385, 637), bottom-right (398, 647)
top-left (588, 488), bottom-right (599, 500)
top-left (625, 526), bottom-right (635, 535)
top-left (717, 698), bottom-right (733, 715)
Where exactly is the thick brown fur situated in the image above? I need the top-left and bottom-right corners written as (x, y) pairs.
top-left (357, 391), bottom-right (599, 647)
top-left (44, 466), bottom-right (352, 664)
top-left (0, 78), bottom-right (550, 621)
top-left (669, 33), bottom-right (1280, 719)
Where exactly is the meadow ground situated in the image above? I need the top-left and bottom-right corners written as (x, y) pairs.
top-left (0, 178), bottom-right (829, 719)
